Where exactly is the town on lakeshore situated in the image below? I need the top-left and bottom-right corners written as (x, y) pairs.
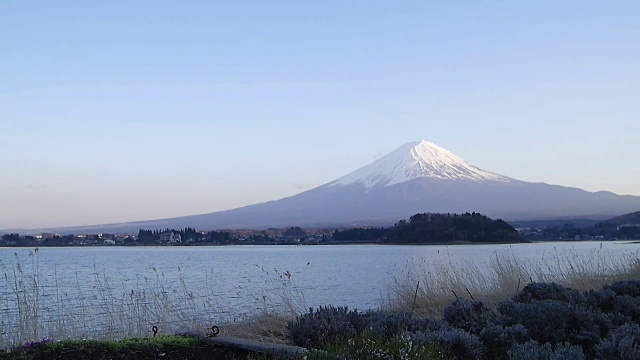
top-left (2, 211), bottom-right (639, 247)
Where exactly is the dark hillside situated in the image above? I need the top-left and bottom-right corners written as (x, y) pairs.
top-left (384, 212), bottom-right (522, 244)
top-left (605, 210), bottom-right (640, 224)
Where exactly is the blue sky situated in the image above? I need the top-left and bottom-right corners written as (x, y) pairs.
top-left (1, 1), bottom-right (639, 229)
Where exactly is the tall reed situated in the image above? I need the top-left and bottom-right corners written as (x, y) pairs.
top-left (0, 251), bottom-right (303, 349)
top-left (387, 245), bottom-right (640, 316)
top-left (1, 250), bottom-right (41, 347)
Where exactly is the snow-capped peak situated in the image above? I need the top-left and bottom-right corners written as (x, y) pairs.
top-left (330, 140), bottom-right (510, 190)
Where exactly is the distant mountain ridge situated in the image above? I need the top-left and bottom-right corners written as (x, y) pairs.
top-left (510, 210), bottom-right (640, 230)
top-left (605, 211), bottom-right (640, 225)
top-left (4, 140), bottom-right (640, 234)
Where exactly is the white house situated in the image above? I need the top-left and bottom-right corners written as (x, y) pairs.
top-left (159, 232), bottom-right (182, 243)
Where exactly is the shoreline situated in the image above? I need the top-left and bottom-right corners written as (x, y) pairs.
top-left (5, 238), bottom-right (640, 249)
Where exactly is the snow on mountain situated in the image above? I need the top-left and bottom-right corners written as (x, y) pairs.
top-left (330, 140), bottom-right (510, 190)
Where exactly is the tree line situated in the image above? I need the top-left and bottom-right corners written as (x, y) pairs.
top-left (332, 212), bottom-right (522, 244)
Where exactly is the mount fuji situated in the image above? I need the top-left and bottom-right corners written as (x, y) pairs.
top-left (329, 140), bottom-right (511, 189)
top-left (18, 140), bottom-right (640, 233)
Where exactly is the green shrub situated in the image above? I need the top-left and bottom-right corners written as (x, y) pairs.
top-left (311, 331), bottom-right (450, 360)
top-left (498, 299), bottom-right (613, 357)
top-left (288, 306), bottom-right (371, 348)
top-left (405, 316), bottom-right (449, 333)
top-left (291, 279), bottom-right (640, 360)
top-left (507, 341), bottom-right (586, 360)
top-left (366, 311), bottom-right (416, 340)
top-left (596, 323), bottom-right (640, 360)
top-left (604, 281), bottom-right (640, 298)
top-left (585, 288), bottom-right (618, 312)
top-left (289, 307), bottom-right (446, 349)
top-left (479, 324), bottom-right (528, 360)
top-left (410, 327), bottom-right (483, 360)
top-left (612, 295), bottom-right (640, 323)
top-left (367, 311), bottom-right (447, 339)
top-left (512, 282), bottom-right (584, 304)
top-left (443, 299), bottom-right (495, 334)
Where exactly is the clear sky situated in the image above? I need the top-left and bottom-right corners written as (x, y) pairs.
top-left (1, 1), bottom-right (639, 229)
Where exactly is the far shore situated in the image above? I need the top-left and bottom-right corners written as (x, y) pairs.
top-left (4, 238), bottom-right (640, 249)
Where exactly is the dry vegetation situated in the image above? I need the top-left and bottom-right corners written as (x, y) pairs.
top-left (387, 246), bottom-right (640, 317)
top-left (1, 244), bottom-right (639, 352)
top-left (0, 249), bottom-right (307, 350)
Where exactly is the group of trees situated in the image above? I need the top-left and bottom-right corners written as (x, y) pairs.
top-left (532, 221), bottom-right (640, 241)
top-left (1, 233), bottom-right (20, 241)
top-left (331, 227), bottom-right (387, 242)
top-left (387, 212), bottom-right (521, 243)
top-left (518, 210), bottom-right (640, 240)
top-left (136, 227), bottom-right (232, 243)
top-left (331, 212), bottom-right (522, 244)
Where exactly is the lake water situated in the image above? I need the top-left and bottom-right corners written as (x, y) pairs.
top-left (0, 241), bottom-right (638, 345)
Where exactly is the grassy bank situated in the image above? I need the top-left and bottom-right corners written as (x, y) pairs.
top-left (0, 335), bottom-right (253, 360)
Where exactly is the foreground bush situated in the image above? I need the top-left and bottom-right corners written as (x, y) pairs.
top-left (507, 341), bottom-right (586, 360)
top-left (497, 299), bottom-right (613, 357)
top-left (410, 327), bottom-right (483, 360)
top-left (479, 324), bottom-right (528, 360)
top-left (309, 331), bottom-right (450, 360)
top-left (289, 280), bottom-right (640, 360)
top-left (604, 280), bottom-right (640, 298)
top-left (443, 299), bottom-right (496, 334)
top-left (511, 282), bottom-right (584, 304)
top-left (288, 306), bottom-right (367, 348)
top-left (595, 324), bottom-right (640, 360)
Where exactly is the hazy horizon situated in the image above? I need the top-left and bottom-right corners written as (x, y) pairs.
top-left (2, 1), bottom-right (639, 229)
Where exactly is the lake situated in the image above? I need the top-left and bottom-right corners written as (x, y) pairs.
top-left (0, 241), bottom-right (638, 345)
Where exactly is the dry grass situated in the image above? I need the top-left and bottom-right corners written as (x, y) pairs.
top-left (218, 267), bottom-right (307, 345)
top-left (0, 250), bottom-right (302, 350)
top-left (386, 245), bottom-right (640, 316)
top-left (223, 312), bottom-right (293, 344)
